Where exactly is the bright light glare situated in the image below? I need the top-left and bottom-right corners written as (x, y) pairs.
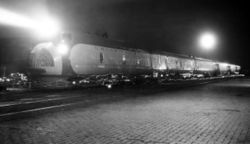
top-left (35, 18), bottom-right (60, 38)
top-left (35, 17), bottom-right (60, 38)
top-left (199, 32), bottom-right (217, 50)
top-left (56, 43), bottom-right (69, 55)
top-left (0, 8), bottom-right (33, 28)
top-left (0, 8), bottom-right (60, 38)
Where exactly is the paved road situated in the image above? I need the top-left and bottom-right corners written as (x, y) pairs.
top-left (0, 78), bottom-right (250, 144)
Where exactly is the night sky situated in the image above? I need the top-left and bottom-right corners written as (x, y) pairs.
top-left (0, 0), bottom-right (249, 73)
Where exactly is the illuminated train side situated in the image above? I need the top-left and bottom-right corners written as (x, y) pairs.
top-left (30, 39), bottom-right (241, 88)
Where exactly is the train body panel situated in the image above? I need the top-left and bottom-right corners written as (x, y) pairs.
top-left (195, 59), bottom-right (216, 73)
top-left (70, 44), bottom-right (101, 75)
top-left (135, 51), bottom-right (152, 72)
top-left (166, 56), bottom-right (181, 71)
top-left (218, 62), bottom-right (231, 75)
top-left (70, 43), bottom-right (152, 76)
top-left (151, 54), bottom-right (167, 71)
top-left (181, 58), bottom-right (195, 72)
top-left (228, 64), bottom-right (240, 74)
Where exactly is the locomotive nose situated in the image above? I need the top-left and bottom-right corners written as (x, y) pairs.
top-left (30, 42), bottom-right (63, 76)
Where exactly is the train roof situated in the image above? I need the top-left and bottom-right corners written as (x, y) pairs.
top-left (70, 32), bottom-right (239, 66)
top-left (154, 51), bottom-right (194, 59)
top-left (72, 33), bottom-right (150, 53)
top-left (193, 57), bottom-right (215, 62)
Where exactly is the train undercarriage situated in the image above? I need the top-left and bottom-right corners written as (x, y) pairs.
top-left (28, 69), bottom-right (241, 89)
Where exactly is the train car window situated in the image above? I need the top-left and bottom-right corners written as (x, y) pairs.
top-left (180, 61), bottom-right (183, 68)
top-left (100, 52), bottom-right (104, 64)
top-left (175, 61), bottom-right (178, 67)
top-left (122, 54), bottom-right (126, 64)
top-left (215, 64), bottom-right (219, 70)
top-left (137, 59), bottom-right (140, 65)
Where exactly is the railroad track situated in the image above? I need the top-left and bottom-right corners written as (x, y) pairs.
top-left (0, 77), bottom-right (242, 122)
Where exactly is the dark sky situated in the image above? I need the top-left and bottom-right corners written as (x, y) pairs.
top-left (0, 0), bottom-right (249, 70)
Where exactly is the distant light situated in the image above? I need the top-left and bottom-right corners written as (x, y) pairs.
top-left (199, 32), bottom-right (217, 50)
top-left (159, 64), bottom-right (167, 70)
top-left (107, 84), bottom-right (112, 89)
top-left (0, 8), bottom-right (60, 38)
top-left (56, 43), bottom-right (69, 55)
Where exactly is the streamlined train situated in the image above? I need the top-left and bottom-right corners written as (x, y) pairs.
top-left (29, 34), bottom-right (241, 88)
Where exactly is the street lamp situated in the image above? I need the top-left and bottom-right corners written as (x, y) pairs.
top-left (198, 31), bottom-right (217, 50)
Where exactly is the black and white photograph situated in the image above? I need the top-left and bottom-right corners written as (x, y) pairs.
top-left (0, 0), bottom-right (250, 143)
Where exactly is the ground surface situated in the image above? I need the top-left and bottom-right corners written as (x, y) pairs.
top-left (0, 78), bottom-right (250, 144)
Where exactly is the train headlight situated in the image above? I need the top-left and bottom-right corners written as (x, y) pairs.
top-left (56, 43), bottom-right (69, 55)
